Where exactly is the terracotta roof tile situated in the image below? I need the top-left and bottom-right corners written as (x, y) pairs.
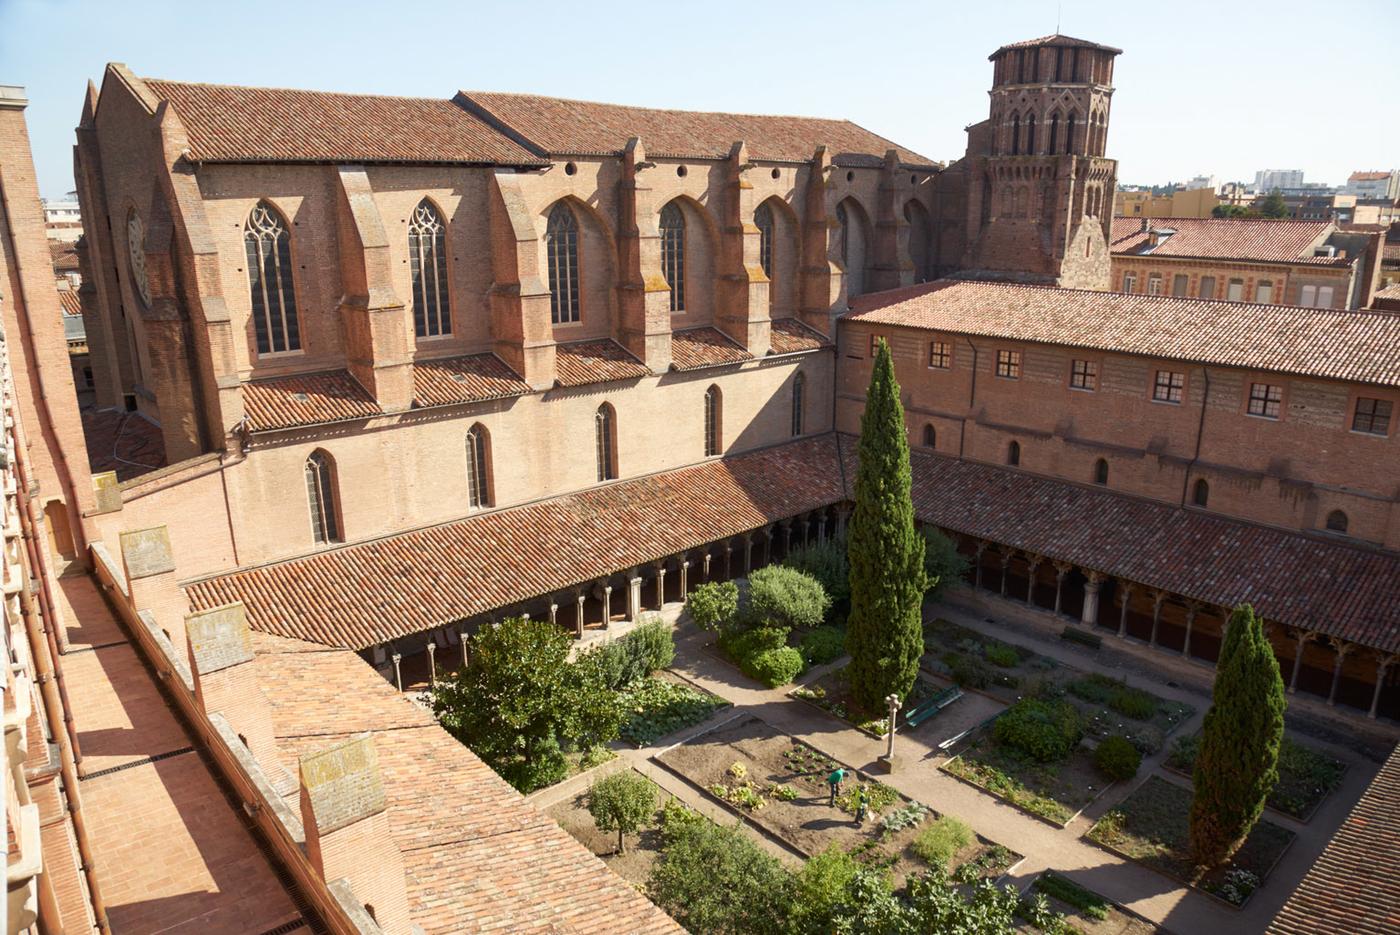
top-left (992, 34), bottom-right (1122, 55)
top-left (254, 641), bottom-right (681, 934)
top-left (554, 338), bottom-right (650, 387)
top-left (460, 91), bottom-right (936, 167)
top-left (241, 370), bottom-right (382, 432)
top-left (1269, 745), bottom-right (1400, 934)
top-left (412, 353), bottom-right (531, 408)
top-left (769, 317), bottom-right (830, 355)
top-left (1349, 171), bottom-right (1393, 182)
top-left (187, 436), bottom-right (845, 649)
top-left (849, 279), bottom-right (1400, 387)
top-left (1109, 216), bottom-right (1343, 265)
top-left (143, 78), bottom-right (546, 167)
top-left (869, 444), bottom-right (1400, 653)
top-left (49, 240), bottom-right (79, 272)
top-left (669, 327), bottom-right (753, 370)
top-left (57, 291), bottom-right (82, 316)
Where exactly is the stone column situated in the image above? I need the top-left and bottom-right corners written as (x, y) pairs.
top-left (1117, 582), bottom-right (1134, 638)
top-left (703, 552), bottom-right (712, 582)
top-left (548, 601), bottom-right (559, 628)
top-left (575, 590), bottom-right (586, 639)
top-left (973, 542), bottom-right (988, 590)
top-left (998, 549), bottom-right (1012, 597)
top-left (1052, 561), bottom-right (1070, 614)
top-left (628, 573), bottom-right (644, 621)
top-left (1370, 655), bottom-right (1394, 719)
top-left (816, 513), bottom-right (828, 544)
top-left (1328, 640), bottom-right (1352, 706)
top-left (743, 534), bottom-right (754, 574)
top-left (426, 643), bottom-right (437, 686)
top-left (835, 507), bottom-right (851, 538)
top-left (680, 560), bottom-right (690, 598)
top-left (723, 544), bottom-right (733, 579)
top-left (783, 520), bottom-right (794, 555)
top-left (763, 525), bottom-right (774, 565)
top-left (1181, 603), bottom-right (1199, 659)
top-left (602, 584), bottom-right (613, 630)
top-left (460, 630), bottom-right (470, 669)
top-left (1288, 630), bottom-right (1316, 694)
top-left (1080, 571), bottom-right (1104, 628)
top-left (1024, 555), bottom-right (1042, 604)
top-left (391, 653), bottom-right (402, 692)
top-left (655, 563), bottom-right (667, 609)
top-left (1149, 591), bottom-right (1166, 647)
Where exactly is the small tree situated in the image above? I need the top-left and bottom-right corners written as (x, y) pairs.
top-left (922, 528), bottom-right (969, 600)
top-left (790, 845), bottom-right (891, 935)
top-left (587, 770), bottom-right (658, 854)
top-left (647, 819), bottom-right (791, 935)
top-left (783, 533), bottom-right (851, 605)
top-left (1258, 190), bottom-right (1289, 219)
top-left (846, 338), bottom-right (926, 711)
top-left (686, 581), bottom-right (739, 632)
top-left (1189, 604), bottom-right (1285, 869)
top-left (748, 565), bottom-right (831, 629)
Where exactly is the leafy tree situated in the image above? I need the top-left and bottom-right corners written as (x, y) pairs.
top-left (782, 533), bottom-right (851, 604)
top-left (586, 770), bottom-right (657, 854)
top-left (1257, 191), bottom-right (1289, 218)
top-left (789, 845), bottom-right (890, 935)
top-left (1212, 204), bottom-right (1253, 219)
top-left (922, 528), bottom-right (969, 600)
top-left (646, 819), bottom-right (790, 935)
top-left (846, 338), bottom-right (926, 711)
top-left (686, 581), bottom-right (739, 632)
top-left (747, 564), bottom-right (831, 629)
top-left (432, 617), bottom-right (622, 793)
top-left (1189, 603), bottom-right (1286, 869)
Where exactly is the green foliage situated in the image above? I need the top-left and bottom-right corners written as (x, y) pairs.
top-left (1173, 731), bottom-right (1345, 820)
top-left (782, 533), bottom-right (851, 605)
top-left (1258, 190), bottom-right (1289, 218)
top-left (687, 581), bottom-right (739, 632)
top-left (912, 815), bottom-right (973, 869)
top-left (720, 625), bottom-right (789, 660)
top-left (799, 626), bottom-right (847, 666)
top-left (577, 616), bottom-right (676, 691)
top-left (586, 770), bottom-right (658, 854)
top-left (658, 796), bottom-right (706, 843)
top-left (1094, 735), bottom-right (1143, 781)
top-left (984, 642), bottom-right (1020, 668)
top-left (922, 528), bottom-right (969, 599)
top-left (1212, 203), bottom-right (1253, 219)
top-left (1033, 873), bottom-right (1110, 921)
top-left (994, 698), bottom-right (1083, 763)
top-left (617, 677), bottom-right (728, 747)
top-left (646, 819), bottom-right (791, 935)
top-left (846, 339), bottom-right (926, 711)
top-left (432, 617), bottom-right (622, 793)
top-left (747, 564), bottom-right (831, 630)
top-left (834, 781), bottom-right (899, 816)
top-left (1190, 604), bottom-right (1286, 868)
top-left (789, 845), bottom-right (890, 935)
top-left (1069, 674), bottom-right (1157, 721)
top-left (742, 646), bottom-right (806, 687)
top-left (1060, 626), bottom-right (1102, 649)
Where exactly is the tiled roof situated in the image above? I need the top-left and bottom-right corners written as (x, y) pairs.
top-left (58, 291), bottom-right (82, 316)
top-left (848, 279), bottom-right (1400, 388)
top-left (1349, 171), bottom-right (1393, 182)
top-left (49, 240), bottom-right (79, 272)
top-left (186, 436), bottom-right (845, 648)
top-left (875, 444), bottom-right (1400, 653)
top-left (1269, 744), bottom-right (1400, 935)
top-left (254, 640), bottom-right (682, 934)
top-left (992, 34), bottom-right (1122, 56)
top-left (769, 317), bottom-right (830, 355)
top-left (554, 338), bottom-right (650, 387)
top-left (241, 370), bottom-right (381, 432)
top-left (142, 78), bottom-right (546, 167)
top-left (1383, 243), bottom-right (1400, 263)
top-left (459, 91), bottom-right (936, 168)
top-left (412, 353), bottom-right (531, 408)
top-left (669, 327), bottom-right (752, 371)
top-left (1109, 216), bottom-right (1343, 265)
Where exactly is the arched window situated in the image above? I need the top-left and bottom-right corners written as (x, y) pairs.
top-left (1048, 112), bottom-right (1061, 155)
top-left (904, 201), bottom-right (932, 282)
top-left (546, 203), bottom-right (580, 324)
top-left (408, 199), bottom-right (451, 337)
top-left (244, 201), bottom-right (301, 354)
top-left (1007, 440), bottom-right (1021, 466)
top-left (304, 450), bottom-right (340, 544)
top-left (1326, 510), bottom-right (1348, 533)
top-left (1094, 458), bottom-right (1109, 485)
top-left (704, 385), bottom-right (721, 457)
top-left (660, 202), bottom-right (686, 312)
top-left (1010, 114), bottom-right (1021, 155)
top-left (1025, 114), bottom-right (1037, 155)
top-left (1064, 113), bottom-right (1076, 154)
top-left (836, 202), bottom-right (850, 264)
top-left (755, 202), bottom-right (775, 280)
top-left (923, 424), bottom-right (936, 448)
top-left (1193, 478), bottom-right (1209, 508)
top-left (465, 424), bottom-right (491, 508)
top-left (791, 372), bottom-right (805, 437)
top-left (595, 404), bottom-right (617, 482)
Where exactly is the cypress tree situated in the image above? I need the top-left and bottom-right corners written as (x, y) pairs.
top-left (846, 338), bottom-right (926, 712)
top-left (1189, 603), bottom-right (1286, 869)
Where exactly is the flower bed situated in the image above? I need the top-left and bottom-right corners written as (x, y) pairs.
top-left (922, 618), bottom-right (1058, 704)
top-left (618, 674), bottom-right (729, 747)
top-left (1059, 674), bottom-right (1193, 755)
top-left (942, 731), bottom-right (1106, 826)
top-left (655, 715), bottom-right (1020, 885)
top-left (1165, 733), bottom-right (1345, 821)
top-left (1015, 872), bottom-right (1161, 935)
top-left (1084, 776), bottom-right (1295, 907)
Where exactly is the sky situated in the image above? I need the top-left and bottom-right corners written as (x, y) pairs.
top-left (2, 0), bottom-right (1397, 200)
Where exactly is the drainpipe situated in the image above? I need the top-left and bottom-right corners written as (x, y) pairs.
top-left (1180, 365), bottom-right (1211, 507)
top-left (960, 337), bottom-right (981, 460)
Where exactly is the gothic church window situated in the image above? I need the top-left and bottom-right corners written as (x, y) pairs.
top-left (596, 403), bottom-right (617, 481)
top-left (546, 203), bottom-right (580, 324)
top-left (409, 199), bottom-right (451, 337)
top-left (704, 385), bottom-right (722, 457)
top-left (755, 202), bottom-right (775, 279)
top-left (245, 201), bottom-right (301, 355)
top-left (791, 372), bottom-right (805, 437)
top-left (465, 424), bottom-right (490, 508)
top-left (304, 450), bottom-right (340, 544)
top-left (660, 202), bottom-right (686, 312)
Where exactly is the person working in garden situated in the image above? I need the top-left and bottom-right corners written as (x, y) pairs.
top-left (855, 784), bottom-right (870, 825)
top-left (827, 766), bottom-right (846, 806)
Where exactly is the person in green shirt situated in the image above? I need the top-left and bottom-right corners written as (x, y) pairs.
top-left (827, 767), bottom-right (846, 806)
top-left (855, 785), bottom-right (870, 825)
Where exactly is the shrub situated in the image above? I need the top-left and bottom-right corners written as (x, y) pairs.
top-left (994, 698), bottom-right (1083, 763)
top-left (658, 796), bottom-right (706, 842)
top-left (1060, 626), bottom-right (1102, 649)
top-left (1033, 873), bottom-right (1110, 921)
top-left (923, 528), bottom-right (970, 598)
top-left (912, 815), bottom-right (973, 869)
top-left (586, 770), bottom-right (658, 854)
top-left (743, 646), bottom-right (806, 687)
top-left (687, 581), bottom-right (739, 632)
top-left (799, 626), bottom-right (847, 666)
top-left (1094, 735), bottom-right (1142, 781)
top-left (943, 651), bottom-right (991, 689)
top-left (1067, 674), bottom-right (1117, 704)
top-left (747, 565), bottom-right (831, 630)
top-left (984, 643), bottom-right (1020, 668)
top-left (789, 844), bottom-right (890, 935)
top-left (626, 616), bottom-right (675, 676)
top-left (782, 534), bottom-right (851, 605)
top-left (1109, 686), bottom-right (1158, 721)
top-left (721, 625), bottom-right (789, 661)
top-left (647, 818), bottom-right (791, 935)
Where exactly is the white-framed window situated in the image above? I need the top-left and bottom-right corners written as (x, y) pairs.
top-left (1199, 276), bottom-right (1216, 299)
top-left (1256, 280), bottom-right (1274, 304)
top-left (1317, 285), bottom-right (1335, 307)
top-left (1147, 274), bottom-right (1163, 296)
top-left (1227, 278), bottom-right (1244, 301)
top-left (1121, 271), bottom-right (1137, 293)
top-left (1171, 274), bottom-right (1188, 297)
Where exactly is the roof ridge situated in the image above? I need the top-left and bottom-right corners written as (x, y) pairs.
top-left (143, 75), bottom-right (453, 105)
top-left (461, 88), bottom-right (868, 126)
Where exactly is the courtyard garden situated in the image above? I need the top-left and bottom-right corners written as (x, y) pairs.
top-left (1165, 731), bottom-right (1345, 821)
top-left (1085, 776), bottom-right (1295, 907)
top-left (1013, 873), bottom-right (1162, 935)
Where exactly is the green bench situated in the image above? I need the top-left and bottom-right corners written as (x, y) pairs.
top-left (905, 685), bottom-right (963, 728)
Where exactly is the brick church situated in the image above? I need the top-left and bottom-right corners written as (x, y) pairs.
top-left (4, 30), bottom-right (1395, 933)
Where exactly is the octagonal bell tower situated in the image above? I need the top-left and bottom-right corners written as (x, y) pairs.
top-left (960, 35), bottom-right (1121, 290)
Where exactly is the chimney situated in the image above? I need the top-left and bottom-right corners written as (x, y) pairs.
top-left (1139, 217), bottom-right (1150, 233)
top-left (186, 602), bottom-right (294, 794)
top-left (119, 525), bottom-right (189, 660)
top-left (300, 735), bottom-right (412, 934)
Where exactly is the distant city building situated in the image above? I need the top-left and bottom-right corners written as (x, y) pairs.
top-left (1114, 186), bottom-right (1218, 218)
top-left (1264, 191), bottom-right (1356, 222)
top-left (1183, 174), bottom-right (1217, 191)
top-left (1342, 170), bottom-right (1400, 201)
top-left (41, 193), bottom-right (82, 241)
top-left (1252, 168), bottom-right (1305, 193)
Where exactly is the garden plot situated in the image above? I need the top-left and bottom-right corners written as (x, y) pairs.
top-left (1165, 732), bottom-right (1345, 821)
top-left (1058, 674), bottom-right (1193, 756)
top-left (1085, 776), bottom-right (1295, 908)
top-left (922, 617), bottom-right (1061, 705)
top-left (545, 768), bottom-right (671, 885)
top-left (618, 672), bottom-right (730, 748)
top-left (792, 665), bottom-right (1003, 742)
top-left (1015, 873), bottom-right (1161, 935)
top-left (943, 729), bottom-right (1107, 826)
top-left (655, 716), bottom-right (1020, 886)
